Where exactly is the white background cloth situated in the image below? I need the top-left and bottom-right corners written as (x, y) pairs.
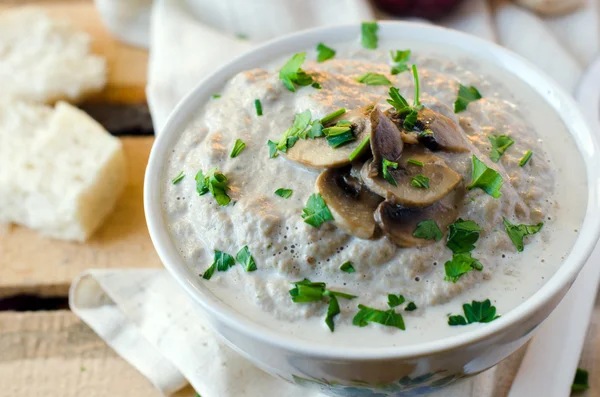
top-left (74, 0), bottom-right (600, 395)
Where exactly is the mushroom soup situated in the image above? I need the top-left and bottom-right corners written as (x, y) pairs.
top-left (162, 29), bottom-right (586, 347)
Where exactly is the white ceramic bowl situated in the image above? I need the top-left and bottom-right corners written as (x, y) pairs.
top-left (145, 22), bottom-right (600, 396)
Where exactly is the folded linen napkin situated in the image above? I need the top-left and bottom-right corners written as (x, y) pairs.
top-left (77, 0), bottom-right (600, 395)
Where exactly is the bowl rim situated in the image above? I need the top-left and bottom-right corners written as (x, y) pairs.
top-left (145, 21), bottom-right (600, 360)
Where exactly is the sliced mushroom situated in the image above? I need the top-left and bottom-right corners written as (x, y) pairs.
top-left (360, 147), bottom-right (462, 208)
top-left (371, 108), bottom-right (404, 164)
top-left (315, 166), bottom-right (383, 239)
top-left (375, 190), bottom-right (462, 247)
top-left (285, 105), bottom-right (374, 169)
top-left (416, 108), bottom-right (470, 153)
top-left (383, 108), bottom-right (419, 145)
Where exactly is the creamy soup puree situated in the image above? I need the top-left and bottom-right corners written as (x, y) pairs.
top-left (162, 30), bottom-right (586, 347)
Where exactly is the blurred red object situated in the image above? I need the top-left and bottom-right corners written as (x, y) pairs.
top-left (372, 0), bottom-right (465, 20)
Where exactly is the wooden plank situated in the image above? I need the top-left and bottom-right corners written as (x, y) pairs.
top-left (0, 0), bottom-right (148, 104)
top-left (0, 310), bottom-right (195, 397)
top-left (0, 137), bottom-right (162, 297)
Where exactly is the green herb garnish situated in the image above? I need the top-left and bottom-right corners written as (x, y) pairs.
top-left (467, 155), bottom-right (503, 198)
top-left (254, 99), bottom-right (263, 116)
top-left (519, 150), bottom-right (533, 166)
top-left (312, 82), bottom-right (322, 89)
top-left (195, 168), bottom-right (231, 206)
top-left (448, 299), bottom-right (500, 326)
top-left (279, 52), bottom-right (314, 92)
top-left (503, 217), bottom-right (543, 252)
top-left (382, 158), bottom-right (398, 186)
top-left (413, 220), bottom-right (443, 242)
top-left (353, 304), bottom-right (405, 330)
top-left (202, 250), bottom-right (236, 280)
top-left (446, 218), bottom-right (482, 254)
top-left (572, 368), bottom-right (590, 392)
top-left (267, 140), bottom-right (278, 158)
top-left (454, 84), bottom-right (482, 113)
top-left (316, 43), bottom-right (336, 62)
top-left (405, 302), bottom-right (417, 311)
top-left (407, 159), bottom-right (424, 167)
top-left (236, 246), bottom-right (257, 272)
top-left (390, 50), bottom-right (411, 75)
top-left (211, 94), bottom-right (221, 99)
top-left (230, 139), bottom-right (246, 158)
top-left (361, 22), bottom-right (378, 49)
top-left (171, 171), bottom-right (185, 184)
top-left (270, 110), bottom-right (312, 155)
top-left (354, 72), bottom-right (392, 86)
top-left (340, 261), bottom-right (355, 273)
top-left (323, 122), bottom-right (355, 148)
top-left (488, 135), bottom-right (514, 163)
top-left (411, 174), bottom-right (430, 189)
top-left (321, 108), bottom-right (346, 124)
top-left (349, 136), bottom-right (371, 161)
top-left (274, 188), bottom-right (293, 198)
top-left (387, 86), bottom-right (411, 113)
top-left (444, 252), bottom-right (483, 282)
top-left (386, 66), bottom-right (422, 130)
top-left (387, 294), bottom-right (406, 308)
top-left (302, 193), bottom-right (333, 228)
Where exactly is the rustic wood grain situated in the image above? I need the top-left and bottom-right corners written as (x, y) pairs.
top-left (0, 137), bottom-right (162, 297)
top-left (0, 311), bottom-right (195, 397)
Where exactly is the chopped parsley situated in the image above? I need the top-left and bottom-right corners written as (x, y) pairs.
top-left (279, 52), bottom-right (314, 92)
top-left (236, 246), bottom-right (257, 272)
top-left (519, 150), bottom-right (533, 166)
top-left (171, 171), bottom-right (185, 184)
top-left (382, 158), bottom-right (398, 186)
top-left (407, 159), bottom-right (424, 167)
top-left (390, 49), bottom-right (411, 75)
top-left (413, 220), bottom-right (443, 242)
top-left (289, 279), bottom-right (356, 332)
top-left (405, 302), bottom-right (417, 311)
top-left (386, 66), bottom-right (422, 130)
top-left (354, 72), bottom-right (392, 86)
top-left (340, 261), bottom-right (355, 273)
top-left (488, 135), bottom-right (514, 163)
top-left (316, 43), bottom-right (336, 62)
top-left (467, 155), bottom-right (503, 198)
top-left (454, 84), bottom-right (482, 113)
top-left (353, 304), bottom-right (405, 330)
top-left (361, 22), bottom-right (378, 49)
top-left (444, 252), bottom-right (483, 282)
top-left (230, 139), bottom-right (246, 158)
top-left (302, 193), bottom-right (333, 228)
top-left (312, 82), bottom-right (322, 89)
top-left (503, 217), bottom-right (543, 252)
top-left (387, 86), bottom-right (411, 113)
top-left (270, 110), bottom-right (312, 155)
top-left (254, 99), bottom-right (263, 116)
top-left (323, 121), bottom-right (355, 148)
top-left (195, 168), bottom-right (231, 206)
top-left (211, 94), bottom-right (221, 99)
top-left (411, 174), bottom-right (430, 189)
top-left (349, 136), bottom-right (371, 161)
top-left (321, 108), bottom-right (346, 124)
top-left (387, 294), bottom-right (406, 308)
top-left (308, 121), bottom-right (324, 139)
top-left (202, 250), bottom-right (235, 280)
top-left (446, 218), bottom-right (483, 254)
top-left (572, 368), bottom-right (590, 392)
top-left (274, 188), bottom-right (293, 198)
top-left (267, 140), bottom-right (278, 158)
top-left (448, 299), bottom-right (500, 326)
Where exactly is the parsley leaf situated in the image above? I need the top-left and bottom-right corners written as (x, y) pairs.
top-left (467, 155), bottom-right (503, 198)
top-left (323, 121), bottom-right (355, 148)
top-left (405, 302), bottom-right (417, 311)
top-left (316, 43), bottom-right (336, 62)
top-left (274, 188), bottom-right (293, 198)
top-left (503, 217), bottom-right (543, 252)
top-left (236, 246), bottom-right (257, 272)
top-left (407, 159), bottom-right (424, 167)
top-left (279, 52), bottom-right (314, 92)
top-left (340, 261), bottom-right (355, 273)
top-left (354, 72), bottom-right (392, 86)
top-left (312, 82), bottom-right (322, 89)
top-left (270, 110), bottom-right (313, 156)
top-left (254, 99), bottom-right (263, 116)
top-left (353, 304), bottom-right (405, 330)
top-left (390, 50), bottom-right (411, 75)
top-left (211, 94), bottom-right (221, 99)
top-left (349, 135), bottom-right (371, 161)
top-left (195, 168), bottom-right (231, 206)
top-left (454, 84), bottom-right (482, 113)
top-left (448, 299), bottom-right (500, 326)
top-left (444, 252), bottom-right (483, 282)
top-left (171, 171), bottom-right (185, 184)
top-left (302, 193), bottom-right (334, 228)
top-left (572, 368), bottom-right (590, 392)
top-left (321, 108), bottom-right (346, 124)
top-left (230, 139), bottom-right (246, 158)
top-left (361, 22), bottom-right (379, 49)
top-left (267, 140), bottom-right (278, 158)
top-left (202, 250), bottom-right (235, 280)
top-left (411, 174), bottom-right (430, 189)
top-left (387, 86), bottom-right (411, 114)
top-left (413, 220), bottom-right (443, 242)
top-left (308, 121), bottom-right (324, 139)
top-left (488, 135), bottom-right (514, 163)
top-left (325, 295), bottom-right (341, 332)
top-left (519, 150), bottom-right (533, 166)
top-left (387, 294), bottom-right (406, 308)
top-left (382, 158), bottom-right (398, 186)
top-left (446, 218), bottom-right (483, 253)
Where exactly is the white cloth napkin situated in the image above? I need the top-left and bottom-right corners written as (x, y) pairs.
top-left (76, 1), bottom-right (600, 396)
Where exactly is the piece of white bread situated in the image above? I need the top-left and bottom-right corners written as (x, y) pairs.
top-left (0, 101), bottom-right (127, 241)
top-left (0, 7), bottom-right (107, 104)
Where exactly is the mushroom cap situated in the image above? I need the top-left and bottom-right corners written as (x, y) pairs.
top-left (371, 108), bottom-right (404, 164)
top-left (315, 166), bottom-right (383, 239)
top-left (416, 108), bottom-right (470, 153)
top-left (374, 190), bottom-right (462, 247)
top-left (285, 106), bottom-right (374, 169)
top-left (360, 147), bottom-right (463, 208)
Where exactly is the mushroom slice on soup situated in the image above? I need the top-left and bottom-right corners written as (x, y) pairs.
top-left (367, 108), bottom-right (404, 178)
